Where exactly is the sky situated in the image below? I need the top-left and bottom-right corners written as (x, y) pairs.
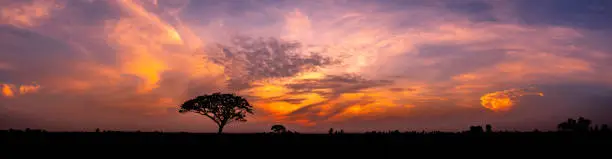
top-left (1, 0), bottom-right (611, 133)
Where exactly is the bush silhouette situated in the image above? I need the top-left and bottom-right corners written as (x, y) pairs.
top-left (601, 124), bottom-right (610, 132)
top-left (179, 92), bottom-right (254, 134)
top-left (271, 125), bottom-right (287, 134)
top-left (558, 117), bottom-right (592, 132)
top-left (469, 126), bottom-right (484, 133)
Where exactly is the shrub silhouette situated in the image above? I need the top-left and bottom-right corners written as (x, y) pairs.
top-left (601, 124), bottom-right (610, 132)
top-left (179, 92), bottom-right (254, 134)
top-left (271, 125), bottom-right (287, 134)
top-left (558, 118), bottom-right (575, 131)
top-left (469, 126), bottom-right (484, 133)
top-left (576, 117), bottom-right (592, 132)
top-left (558, 117), bottom-right (592, 132)
top-left (485, 124), bottom-right (492, 133)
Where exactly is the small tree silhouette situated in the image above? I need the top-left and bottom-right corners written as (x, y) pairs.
top-left (485, 124), bottom-right (492, 133)
top-left (179, 93), bottom-right (254, 134)
top-left (558, 117), bottom-right (592, 132)
top-left (328, 128), bottom-right (334, 135)
top-left (271, 124), bottom-right (287, 134)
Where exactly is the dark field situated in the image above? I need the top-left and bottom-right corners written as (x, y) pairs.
top-left (3, 130), bottom-right (611, 145)
top-left (3, 130), bottom-right (610, 157)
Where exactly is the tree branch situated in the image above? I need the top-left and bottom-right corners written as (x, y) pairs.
top-left (199, 112), bottom-right (220, 125)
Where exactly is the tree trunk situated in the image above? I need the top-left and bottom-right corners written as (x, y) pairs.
top-left (217, 125), bottom-right (224, 134)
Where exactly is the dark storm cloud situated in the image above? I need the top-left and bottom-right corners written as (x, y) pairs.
top-left (209, 36), bottom-right (338, 90)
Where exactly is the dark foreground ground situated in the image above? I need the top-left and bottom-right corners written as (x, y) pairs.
top-left (2, 130), bottom-right (611, 157)
top-left (3, 130), bottom-right (611, 145)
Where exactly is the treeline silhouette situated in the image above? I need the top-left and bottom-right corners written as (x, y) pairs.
top-left (2, 117), bottom-right (610, 145)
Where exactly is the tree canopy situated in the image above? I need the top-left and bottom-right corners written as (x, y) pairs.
top-left (179, 93), bottom-right (254, 134)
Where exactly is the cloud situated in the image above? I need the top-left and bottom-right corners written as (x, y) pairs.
top-left (1, 0), bottom-right (612, 132)
top-left (1, 84), bottom-right (15, 97)
top-left (208, 35), bottom-right (338, 91)
top-left (0, 0), bottom-right (226, 130)
top-left (277, 98), bottom-right (308, 105)
top-left (512, 0), bottom-right (612, 30)
top-left (389, 88), bottom-right (415, 92)
top-left (480, 87), bottom-right (544, 112)
top-left (285, 74), bottom-right (393, 98)
top-left (276, 74), bottom-right (395, 122)
top-left (0, 83), bottom-right (40, 98)
top-left (0, 0), bottom-right (62, 28)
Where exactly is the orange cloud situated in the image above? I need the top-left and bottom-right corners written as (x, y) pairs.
top-left (1, 84), bottom-right (15, 97)
top-left (102, 0), bottom-right (224, 93)
top-left (19, 84), bottom-right (41, 94)
top-left (1, 83), bottom-right (41, 98)
top-left (480, 87), bottom-right (544, 112)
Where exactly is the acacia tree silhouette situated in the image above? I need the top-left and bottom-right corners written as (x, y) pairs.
top-left (179, 93), bottom-right (254, 134)
top-left (271, 125), bottom-right (287, 134)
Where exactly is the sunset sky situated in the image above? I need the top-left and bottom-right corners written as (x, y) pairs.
top-left (1, 0), bottom-right (611, 133)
